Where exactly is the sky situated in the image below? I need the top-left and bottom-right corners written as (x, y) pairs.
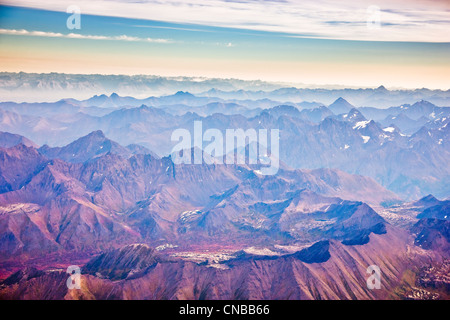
top-left (0, 0), bottom-right (449, 89)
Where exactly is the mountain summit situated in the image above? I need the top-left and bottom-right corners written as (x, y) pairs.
top-left (38, 130), bottom-right (132, 163)
top-left (328, 97), bottom-right (354, 114)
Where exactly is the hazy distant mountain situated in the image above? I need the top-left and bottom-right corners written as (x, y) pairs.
top-left (380, 113), bottom-right (428, 134)
top-left (1, 96), bottom-right (449, 199)
top-left (265, 105), bottom-right (302, 119)
top-left (0, 72), bottom-right (284, 102)
top-left (297, 101), bottom-right (325, 109)
top-left (126, 144), bottom-right (159, 158)
top-left (300, 106), bottom-right (335, 122)
top-left (337, 108), bottom-right (367, 123)
top-left (200, 86), bottom-right (450, 107)
top-left (0, 131), bottom-right (37, 148)
top-left (0, 100), bottom-right (112, 117)
top-left (2, 72), bottom-right (450, 107)
top-left (359, 100), bottom-right (450, 121)
top-left (39, 130), bottom-right (132, 163)
top-left (328, 97), bottom-right (354, 114)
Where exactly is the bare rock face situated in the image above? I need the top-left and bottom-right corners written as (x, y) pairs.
top-left (412, 197), bottom-right (449, 254)
top-left (83, 244), bottom-right (159, 280)
top-left (412, 219), bottom-right (450, 253)
top-left (1, 267), bottom-right (44, 286)
top-left (417, 201), bottom-right (450, 220)
top-left (291, 240), bottom-right (330, 264)
top-left (0, 269), bottom-right (68, 300)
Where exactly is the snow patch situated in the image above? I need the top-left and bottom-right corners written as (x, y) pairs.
top-left (353, 120), bottom-right (370, 130)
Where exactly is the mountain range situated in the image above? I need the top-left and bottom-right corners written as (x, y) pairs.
top-left (0, 130), bottom-right (448, 299)
top-left (0, 76), bottom-right (448, 300)
top-left (2, 73), bottom-right (450, 107)
top-left (1, 94), bottom-right (448, 199)
top-left (0, 130), bottom-right (402, 257)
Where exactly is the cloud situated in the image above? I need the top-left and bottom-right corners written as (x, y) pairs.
top-left (2, 0), bottom-right (450, 42)
top-left (0, 28), bottom-right (172, 43)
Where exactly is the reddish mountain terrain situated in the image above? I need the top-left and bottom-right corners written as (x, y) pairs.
top-left (0, 132), bottom-right (448, 300)
top-left (0, 231), bottom-right (442, 300)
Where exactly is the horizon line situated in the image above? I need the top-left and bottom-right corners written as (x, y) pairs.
top-left (2, 71), bottom-right (449, 92)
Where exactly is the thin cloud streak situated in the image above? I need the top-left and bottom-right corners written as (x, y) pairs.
top-left (0, 28), bottom-right (173, 43)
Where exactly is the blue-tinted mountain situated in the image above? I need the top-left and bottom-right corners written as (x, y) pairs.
top-left (38, 130), bottom-right (132, 163)
top-left (0, 131), bottom-right (37, 148)
top-left (328, 97), bottom-right (354, 114)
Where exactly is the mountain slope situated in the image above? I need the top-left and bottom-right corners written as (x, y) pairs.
top-left (328, 97), bottom-right (354, 115)
top-left (38, 130), bottom-right (132, 163)
top-left (0, 227), bottom-right (433, 300)
top-left (0, 131), bottom-right (38, 148)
